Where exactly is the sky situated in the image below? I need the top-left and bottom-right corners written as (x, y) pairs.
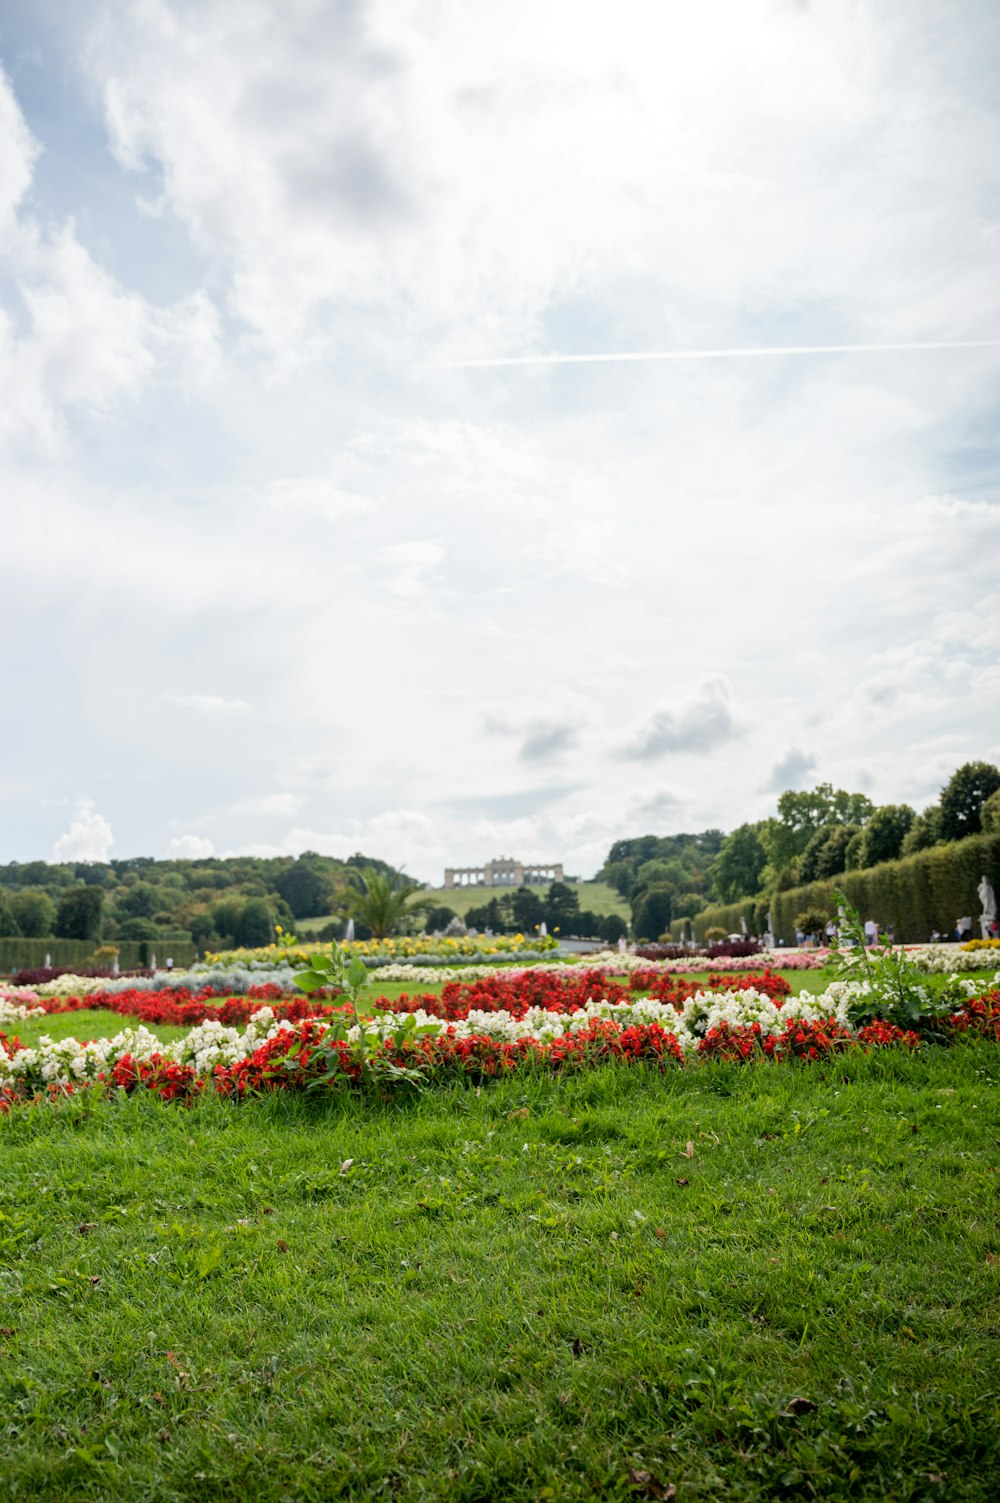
top-left (1, 0), bottom-right (999, 884)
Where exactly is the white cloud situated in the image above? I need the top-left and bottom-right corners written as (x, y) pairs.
top-left (620, 679), bottom-right (741, 760)
top-left (52, 798), bottom-right (115, 862)
top-left (1, 6), bottom-right (999, 874)
top-left (165, 693), bottom-right (255, 714)
top-left (380, 540), bottom-right (444, 598)
top-left (166, 834), bottom-right (215, 859)
top-left (231, 793), bottom-right (304, 817)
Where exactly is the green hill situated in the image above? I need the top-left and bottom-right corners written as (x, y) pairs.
top-left (417, 879), bottom-right (630, 923)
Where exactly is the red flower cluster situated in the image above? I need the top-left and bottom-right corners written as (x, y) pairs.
top-left (944, 989), bottom-right (1000, 1040)
top-left (697, 1016), bottom-right (869, 1063)
top-left (0, 1031), bottom-right (25, 1059)
top-left (855, 1020), bottom-right (921, 1049)
top-left (384, 968), bottom-right (632, 1022)
top-left (106, 1054), bottom-right (201, 1102)
top-left (37, 987), bottom-right (340, 1029)
top-left (629, 969), bottom-right (792, 1006)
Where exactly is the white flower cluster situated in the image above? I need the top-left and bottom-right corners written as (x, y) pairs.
top-left (0, 1008), bottom-right (286, 1090)
top-left (906, 947), bottom-right (998, 974)
top-left (32, 974), bottom-right (111, 998)
top-left (0, 994), bottom-right (45, 1025)
top-left (342, 982), bottom-right (868, 1055)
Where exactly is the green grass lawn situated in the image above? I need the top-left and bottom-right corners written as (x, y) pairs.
top-left (1, 1044), bottom-right (998, 1501)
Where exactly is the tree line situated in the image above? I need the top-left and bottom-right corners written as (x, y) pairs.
top-left (599, 761), bottom-right (1000, 940)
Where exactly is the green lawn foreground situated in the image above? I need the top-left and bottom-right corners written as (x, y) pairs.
top-left (1, 1048), bottom-right (999, 1502)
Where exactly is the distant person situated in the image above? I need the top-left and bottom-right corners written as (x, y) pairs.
top-left (825, 920), bottom-right (837, 945)
top-left (864, 917), bottom-right (878, 947)
top-left (957, 915), bottom-right (972, 942)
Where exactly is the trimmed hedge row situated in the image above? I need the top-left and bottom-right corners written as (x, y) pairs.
top-left (677, 899), bottom-right (765, 943)
top-left (689, 832), bottom-right (1000, 946)
top-left (0, 935), bottom-right (198, 975)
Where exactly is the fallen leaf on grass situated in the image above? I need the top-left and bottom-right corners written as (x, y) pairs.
top-left (88, 1276), bottom-right (101, 1287)
top-left (0, 1328), bottom-right (16, 1337)
top-left (77, 1222), bottom-right (97, 1235)
top-left (340, 1159), bottom-right (354, 1175)
top-left (782, 1397), bottom-right (818, 1416)
top-left (684, 1141), bottom-right (695, 1158)
top-left (571, 1337), bottom-right (587, 1357)
top-left (627, 1469), bottom-right (676, 1499)
top-left (509, 1107), bottom-right (530, 1120)
top-left (276, 1239), bottom-right (290, 1255)
top-left (675, 1178), bottom-right (690, 1187)
top-left (655, 1228), bottom-right (666, 1239)
top-left (987, 1252), bottom-right (999, 1266)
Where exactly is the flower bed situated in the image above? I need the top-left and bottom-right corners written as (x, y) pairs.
top-left (205, 933), bottom-right (559, 966)
top-left (2, 969), bottom-right (997, 1114)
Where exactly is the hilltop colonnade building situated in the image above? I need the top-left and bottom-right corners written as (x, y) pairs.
top-left (443, 857), bottom-right (564, 889)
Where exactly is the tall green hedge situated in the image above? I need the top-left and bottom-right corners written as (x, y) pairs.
top-left (0, 935), bottom-right (198, 975)
top-left (687, 899), bottom-right (769, 944)
top-left (768, 832), bottom-right (1000, 944)
top-left (683, 832), bottom-right (1000, 946)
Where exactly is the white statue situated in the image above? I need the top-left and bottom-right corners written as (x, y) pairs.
top-left (740, 915), bottom-right (748, 938)
top-left (978, 874), bottom-right (997, 939)
top-left (763, 910), bottom-right (775, 949)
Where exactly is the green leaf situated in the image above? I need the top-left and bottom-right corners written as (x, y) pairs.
top-left (197, 1245), bottom-right (223, 1279)
top-left (293, 971), bottom-right (324, 993)
top-left (347, 957), bottom-right (369, 990)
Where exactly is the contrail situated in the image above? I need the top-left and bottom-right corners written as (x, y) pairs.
top-left (433, 339), bottom-right (1000, 369)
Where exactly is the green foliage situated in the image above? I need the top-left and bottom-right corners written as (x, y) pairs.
top-left (118, 917), bottom-right (160, 941)
top-left (859, 804), bottom-right (915, 867)
top-left (601, 831), bottom-right (721, 906)
top-left (274, 859), bottom-right (333, 919)
top-left (345, 868), bottom-right (422, 939)
top-left (939, 760), bottom-right (1000, 841)
top-left (981, 787), bottom-right (1000, 835)
top-left (798, 824), bottom-right (858, 884)
top-left (9, 888), bottom-right (56, 938)
top-left (543, 881), bottom-right (579, 931)
top-left (236, 898), bottom-right (276, 948)
top-left (712, 822), bottom-right (767, 903)
top-left (422, 904), bottom-right (458, 932)
top-left (793, 910), bottom-right (827, 937)
top-left (509, 886), bottom-right (545, 932)
top-left (116, 882), bottom-right (159, 921)
top-left (598, 912), bottom-right (628, 943)
top-left (54, 885), bottom-right (104, 942)
top-left (831, 891), bottom-right (954, 1031)
top-left (631, 883), bottom-right (673, 940)
top-left (0, 888), bottom-right (21, 937)
top-left (292, 943), bottom-right (439, 1085)
top-left (901, 804), bottom-right (943, 856)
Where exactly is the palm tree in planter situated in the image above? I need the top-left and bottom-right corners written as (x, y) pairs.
top-left (344, 867), bottom-right (422, 939)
